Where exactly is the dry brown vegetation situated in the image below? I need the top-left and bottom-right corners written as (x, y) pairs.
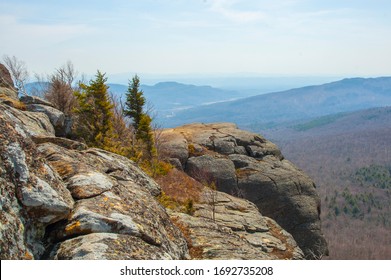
top-left (0, 93), bottom-right (26, 110)
top-left (155, 169), bottom-right (203, 205)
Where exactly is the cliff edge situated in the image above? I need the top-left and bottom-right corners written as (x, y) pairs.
top-left (0, 64), bottom-right (325, 259)
top-left (161, 123), bottom-right (328, 258)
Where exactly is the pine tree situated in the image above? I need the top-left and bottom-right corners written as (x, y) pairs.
top-left (124, 75), bottom-right (145, 131)
top-left (136, 114), bottom-right (156, 159)
top-left (124, 75), bottom-right (155, 158)
top-left (74, 70), bottom-right (113, 148)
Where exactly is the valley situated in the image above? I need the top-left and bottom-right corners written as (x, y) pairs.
top-left (263, 107), bottom-right (391, 259)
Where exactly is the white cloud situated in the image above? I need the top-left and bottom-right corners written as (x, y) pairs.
top-left (208, 0), bottom-right (267, 23)
top-left (0, 14), bottom-right (92, 47)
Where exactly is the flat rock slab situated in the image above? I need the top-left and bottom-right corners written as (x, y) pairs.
top-left (52, 233), bottom-right (181, 260)
top-left (67, 171), bottom-right (115, 199)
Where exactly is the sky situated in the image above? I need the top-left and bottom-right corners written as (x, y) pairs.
top-left (1, 0), bottom-right (391, 82)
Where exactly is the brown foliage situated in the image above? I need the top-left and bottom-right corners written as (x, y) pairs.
top-left (0, 93), bottom-right (26, 110)
top-left (45, 78), bottom-right (76, 116)
top-left (155, 169), bottom-right (203, 204)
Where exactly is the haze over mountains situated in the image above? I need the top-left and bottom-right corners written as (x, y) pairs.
top-left (28, 76), bottom-right (391, 131)
top-left (107, 82), bottom-right (248, 118)
top-left (160, 77), bottom-right (391, 129)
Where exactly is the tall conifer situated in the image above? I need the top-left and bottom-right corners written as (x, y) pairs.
top-left (124, 75), bottom-right (156, 160)
top-left (124, 75), bottom-right (145, 131)
top-left (74, 70), bottom-right (113, 148)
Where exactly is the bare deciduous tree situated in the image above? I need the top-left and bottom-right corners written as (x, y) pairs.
top-left (2, 55), bottom-right (29, 95)
top-left (44, 61), bottom-right (78, 115)
top-left (205, 181), bottom-right (218, 222)
top-left (188, 169), bottom-right (219, 222)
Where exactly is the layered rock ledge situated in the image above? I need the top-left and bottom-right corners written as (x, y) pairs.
top-left (161, 123), bottom-right (328, 258)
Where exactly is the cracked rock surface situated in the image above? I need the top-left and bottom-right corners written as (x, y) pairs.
top-left (161, 123), bottom-right (328, 258)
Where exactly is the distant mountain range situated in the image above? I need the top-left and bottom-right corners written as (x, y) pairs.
top-left (107, 82), bottom-right (250, 118)
top-left (26, 77), bottom-right (391, 130)
top-left (162, 77), bottom-right (391, 129)
top-left (26, 81), bottom-right (253, 120)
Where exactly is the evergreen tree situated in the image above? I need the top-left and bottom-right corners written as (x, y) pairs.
top-left (136, 114), bottom-right (156, 159)
top-left (124, 75), bottom-right (145, 131)
top-left (124, 75), bottom-right (156, 160)
top-left (74, 71), bottom-right (113, 148)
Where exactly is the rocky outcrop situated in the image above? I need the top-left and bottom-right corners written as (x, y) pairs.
top-left (0, 101), bottom-right (189, 259)
top-left (0, 73), bottom-right (188, 260)
top-left (0, 66), bottom-right (316, 260)
top-left (0, 103), bottom-right (73, 259)
top-left (156, 169), bottom-right (303, 259)
top-left (161, 123), bottom-right (328, 258)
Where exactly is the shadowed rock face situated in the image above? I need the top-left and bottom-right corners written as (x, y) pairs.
top-left (161, 123), bottom-right (328, 258)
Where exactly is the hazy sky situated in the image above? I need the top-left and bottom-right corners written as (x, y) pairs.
top-left (1, 0), bottom-right (391, 79)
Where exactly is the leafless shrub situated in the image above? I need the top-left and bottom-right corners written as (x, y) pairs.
top-left (44, 61), bottom-right (78, 115)
top-left (188, 169), bottom-right (218, 222)
top-left (2, 55), bottom-right (29, 95)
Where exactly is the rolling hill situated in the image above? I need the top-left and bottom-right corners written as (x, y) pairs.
top-left (26, 81), bottom-right (253, 121)
top-left (107, 82), bottom-right (251, 118)
top-left (163, 77), bottom-right (391, 129)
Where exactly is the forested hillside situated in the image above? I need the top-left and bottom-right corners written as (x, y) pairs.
top-left (264, 107), bottom-right (391, 259)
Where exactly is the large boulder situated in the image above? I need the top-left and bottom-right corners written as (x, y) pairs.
top-left (21, 101), bottom-right (66, 136)
top-left (26, 104), bottom-right (65, 134)
top-left (161, 123), bottom-right (328, 258)
top-left (20, 95), bottom-right (54, 107)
